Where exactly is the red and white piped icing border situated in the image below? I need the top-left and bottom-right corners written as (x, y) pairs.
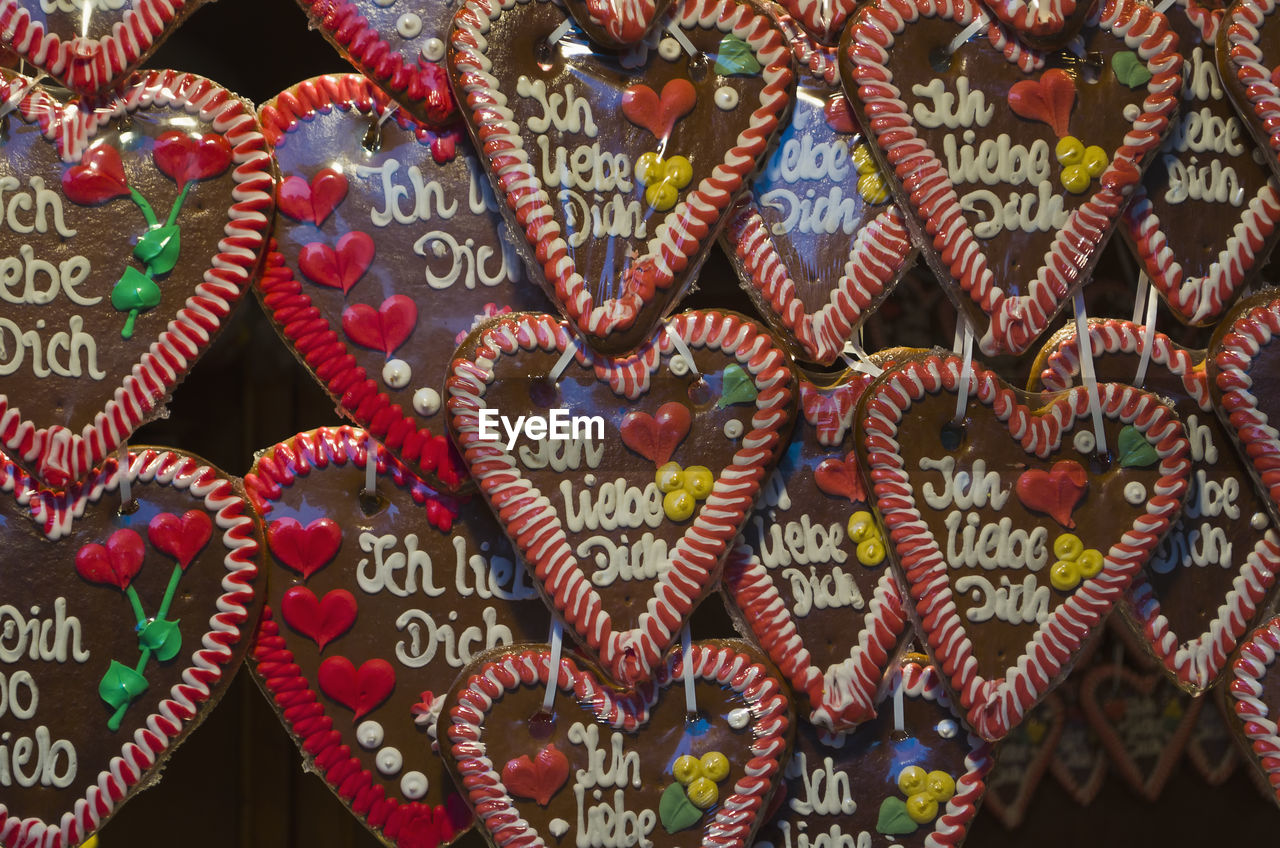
top-left (1125, 2), bottom-right (1280, 327)
top-left (860, 353), bottom-right (1191, 740)
top-left (0, 0), bottom-right (199, 95)
top-left (845, 0), bottom-right (1180, 357)
top-left (725, 371), bottom-right (908, 730)
top-left (256, 74), bottom-right (468, 492)
top-left (570, 0), bottom-right (664, 44)
top-left (446, 310), bottom-right (794, 687)
top-left (1228, 615), bottom-right (1280, 806)
top-left (449, 0), bottom-right (792, 347)
top-left (0, 70), bottom-right (272, 491)
top-left (782, 0), bottom-right (860, 44)
top-left (1038, 318), bottom-right (1280, 692)
top-left (1211, 290), bottom-right (1280, 525)
top-left (0, 448), bottom-right (260, 848)
top-left (979, 0), bottom-right (1075, 39)
top-left (1222, 0), bottom-right (1280, 167)
top-left (443, 642), bottom-right (791, 848)
top-left (726, 24), bottom-right (913, 366)
top-left (295, 0), bottom-right (455, 127)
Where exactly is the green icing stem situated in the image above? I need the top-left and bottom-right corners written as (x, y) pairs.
top-left (125, 584), bottom-right (145, 627)
top-left (130, 187), bottom-right (158, 228)
top-left (155, 563), bottom-right (183, 622)
top-left (107, 565), bottom-right (185, 732)
top-left (107, 646), bottom-right (151, 732)
top-left (164, 182), bottom-right (190, 229)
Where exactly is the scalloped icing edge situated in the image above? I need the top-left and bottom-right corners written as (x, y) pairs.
top-left (1227, 614), bottom-right (1280, 808)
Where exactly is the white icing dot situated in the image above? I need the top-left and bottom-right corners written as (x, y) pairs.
top-left (432, 240), bottom-right (447, 258)
top-left (1073, 429), bottom-right (1095, 455)
top-left (584, 473), bottom-right (597, 486)
top-left (421, 37), bottom-right (446, 62)
top-left (936, 719), bottom-right (959, 739)
top-left (414, 387), bottom-right (441, 416)
top-left (1122, 103), bottom-right (1140, 122)
top-left (658, 38), bottom-right (681, 61)
top-left (383, 359), bottom-right (411, 389)
top-left (723, 419), bottom-right (744, 439)
top-left (670, 355), bottom-right (690, 377)
top-left (357, 720), bottom-right (384, 750)
top-left (728, 707), bottom-right (750, 729)
top-left (373, 0), bottom-right (395, 6)
top-left (549, 819), bottom-right (571, 838)
top-left (1124, 481), bottom-right (1147, 505)
top-left (401, 771), bottom-right (428, 799)
top-left (397, 12), bottom-right (423, 38)
top-left (1253, 512), bottom-right (1270, 530)
top-left (377, 747), bottom-right (404, 776)
top-left (715, 86), bottom-right (739, 111)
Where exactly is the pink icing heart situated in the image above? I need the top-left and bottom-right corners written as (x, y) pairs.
top-left (342, 295), bottom-right (419, 356)
top-left (147, 510), bottom-right (213, 570)
top-left (278, 168), bottom-right (349, 225)
top-left (298, 231), bottom-right (375, 294)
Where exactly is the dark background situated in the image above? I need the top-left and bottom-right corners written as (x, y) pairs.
top-left (51, 0), bottom-right (1280, 844)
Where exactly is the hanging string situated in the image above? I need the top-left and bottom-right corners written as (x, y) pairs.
top-left (666, 22), bottom-right (699, 59)
top-left (948, 16), bottom-right (986, 54)
top-left (1154, 0), bottom-right (1177, 13)
top-left (542, 620), bottom-right (564, 714)
top-left (117, 444), bottom-right (132, 510)
top-left (953, 322), bottom-right (975, 427)
top-left (664, 324), bottom-right (701, 377)
top-left (841, 340), bottom-right (884, 377)
top-left (547, 339), bottom-right (580, 383)
top-left (681, 624), bottom-right (697, 716)
top-left (891, 666), bottom-right (905, 733)
top-left (1072, 291), bottom-right (1109, 456)
top-left (1134, 277), bottom-right (1160, 388)
top-left (364, 433), bottom-right (378, 497)
top-left (0, 73), bottom-right (45, 123)
top-left (546, 18), bottom-right (575, 45)
top-left (1131, 272), bottom-right (1149, 325)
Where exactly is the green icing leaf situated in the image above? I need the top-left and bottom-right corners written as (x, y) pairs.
top-left (659, 782), bottom-right (702, 833)
top-left (716, 364), bottom-right (758, 409)
top-left (134, 224), bottom-right (181, 276)
top-left (98, 660), bottom-right (147, 710)
top-left (112, 267), bottom-right (162, 312)
top-left (138, 618), bottom-right (182, 662)
top-left (1117, 425), bottom-right (1158, 468)
top-left (715, 35), bottom-right (761, 77)
top-left (1111, 51), bottom-right (1151, 89)
top-left (876, 796), bottom-right (919, 836)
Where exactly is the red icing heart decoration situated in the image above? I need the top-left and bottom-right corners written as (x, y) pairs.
top-left (318, 655), bottom-right (397, 721)
top-left (299, 231), bottom-right (376, 294)
top-left (75, 528), bottom-right (146, 589)
top-left (342, 295), bottom-right (419, 356)
top-left (147, 510), bottom-right (214, 569)
top-left (502, 745), bottom-right (571, 806)
top-left (823, 94), bottom-right (856, 133)
top-left (857, 353), bottom-right (1192, 740)
top-left (281, 586), bottom-right (358, 651)
top-left (1008, 69), bottom-right (1077, 138)
top-left (61, 142), bottom-right (129, 205)
top-left (813, 453), bottom-right (865, 502)
top-left (1015, 460), bottom-right (1088, 529)
top-left (266, 517), bottom-right (343, 579)
top-left (277, 168), bottom-right (350, 226)
top-left (153, 131), bottom-right (234, 189)
top-left (619, 401), bottom-right (692, 465)
top-left (621, 79), bottom-right (697, 141)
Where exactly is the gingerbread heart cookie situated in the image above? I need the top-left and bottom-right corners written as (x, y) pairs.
top-left (979, 0), bottom-right (1096, 47)
top-left (840, 0), bottom-right (1180, 356)
top-left (722, 19), bottom-right (914, 366)
top-left (1049, 675), bottom-right (1108, 805)
top-left (1209, 288), bottom-right (1280, 528)
top-left (1226, 614), bottom-right (1280, 808)
top-left (1034, 318), bottom-right (1280, 692)
top-left (1220, 0), bottom-right (1280, 180)
top-left (1187, 689), bottom-right (1241, 786)
top-left (1080, 662), bottom-right (1202, 800)
top-left (561, 0), bottom-right (672, 46)
top-left (448, 0), bottom-right (793, 355)
top-left (440, 640), bottom-right (793, 848)
top-left (294, 0), bottom-right (455, 128)
top-left (0, 0), bottom-right (211, 95)
top-left (856, 352), bottom-right (1192, 740)
top-left (0, 447), bottom-right (262, 848)
top-left (446, 309), bottom-right (796, 687)
top-left (259, 75), bottom-right (552, 492)
top-left (0, 71), bottom-right (271, 490)
top-left (245, 426), bottom-right (553, 848)
top-left (982, 693), bottom-right (1063, 828)
top-left (723, 360), bottom-right (909, 731)
top-left (1123, 0), bottom-right (1280, 327)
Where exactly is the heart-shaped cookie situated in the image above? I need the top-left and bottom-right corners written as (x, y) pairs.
top-left (0, 447), bottom-right (262, 848)
top-left (1080, 662), bottom-right (1202, 800)
top-left (1048, 674), bottom-right (1108, 806)
top-left (245, 426), bottom-right (553, 848)
top-left (0, 0), bottom-right (211, 95)
top-left (1220, 0), bottom-right (1280, 181)
top-left (840, 0), bottom-right (1180, 356)
top-left (0, 71), bottom-right (271, 490)
top-left (448, 0), bottom-right (794, 355)
top-left (982, 693), bottom-right (1063, 828)
top-left (1226, 614), bottom-right (1280, 808)
top-left (856, 352), bottom-right (1192, 740)
top-left (1187, 689), bottom-right (1241, 786)
top-left (293, 0), bottom-right (455, 127)
top-left (1034, 318), bottom-right (1280, 693)
top-left (446, 309), bottom-right (796, 687)
top-left (561, 0), bottom-right (672, 46)
top-left (440, 640), bottom-right (793, 848)
top-left (978, 0), bottom-right (1095, 46)
top-left (778, 0), bottom-right (858, 44)
top-left (1209, 288), bottom-right (1280, 529)
top-left (1122, 0), bottom-right (1280, 327)
top-left (753, 657), bottom-right (994, 848)
top-left (722, 20), bottom-right (914, 366)
top-left (258, 75), bottom-right (552, 492)
top-left (723, 361), bottom-right (910, 731)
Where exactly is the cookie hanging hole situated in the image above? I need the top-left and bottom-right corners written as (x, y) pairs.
top-left (929, 46), bottom-right (952, 73)
top-left (687, 377), bottom-right (713, 406)
top-left (888, 729), bottom-right (911, 742)
top-left (118, 498), bottom-right (140, 517)
top-left (1083, 52), bottom-right (1104, 84)
top-left (940, 421), bottom-right (966, 451)
top-left (1088, 450), bottom-right (1113, 474)
top-left (685, 711), bottom-right (710, 736)
top-left (687, 52), bottom-right (710, 82)
top-left (362, 118), bottom-right (382, 153)
top-left (528, 709), bottom-right (557, 739)
top-left (534, 39), bottom-right (555, 71)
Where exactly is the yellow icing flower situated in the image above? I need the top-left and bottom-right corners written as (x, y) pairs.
top-left (636, 153), bottom-right (693, 212)
top-left (1050, 532), bottom-right (1103, 592)
top-left (848, 510), bottom-right (888, 567)
top-left (852, 144), bottom-right (890, 204)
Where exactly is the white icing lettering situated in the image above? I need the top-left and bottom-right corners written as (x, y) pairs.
top-left (394, 604), bottom-right (512, 669)
top-left (955, 573), bottom-right (1051, 625)
top-left (576, 533), bottom-right (671, 586)
top-left (911, 78), bottom-right (993, 129)
top-left (0, 599), bottom-right (89, 664)
top-left (560, 479), bottom-right (664, 533)
top-left (516, 77), bottom-right (600, 137)
top-left (918, 455), bottom-right (1010, 510)
top-left (355, 532), bottom-right (447, 598)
